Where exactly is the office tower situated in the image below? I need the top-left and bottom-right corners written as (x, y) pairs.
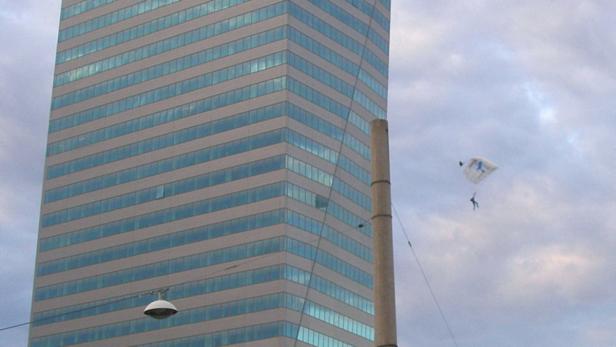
top-left (30, 0), bottom-right (390, 345)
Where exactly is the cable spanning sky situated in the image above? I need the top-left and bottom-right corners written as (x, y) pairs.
top-left (1, 1), bottom-right (615, 346)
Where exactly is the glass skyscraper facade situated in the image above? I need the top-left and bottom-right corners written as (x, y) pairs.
top-left (31, 0), bottom-right (390, 345)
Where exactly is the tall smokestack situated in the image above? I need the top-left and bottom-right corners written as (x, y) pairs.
top-left (370, 119), bottom-right (398, 347)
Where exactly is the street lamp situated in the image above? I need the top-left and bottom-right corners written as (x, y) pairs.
top-left (144, 289), bottom-right (178, 320)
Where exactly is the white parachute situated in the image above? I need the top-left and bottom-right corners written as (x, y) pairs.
top-left (462, 157), bottom-right (498, 184)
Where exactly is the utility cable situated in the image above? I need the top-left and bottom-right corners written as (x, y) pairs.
top-left (291, 1), bottom-right (380, 346)
top-left (392, 202), bottom-right (460, 347)
top-left (0, 250), bottom-right (287, 333)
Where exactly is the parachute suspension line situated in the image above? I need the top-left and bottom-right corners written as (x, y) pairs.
top-left (291, 1), bottom-right (380, 345)
top-left (392, 202), bottom-right (460, 347)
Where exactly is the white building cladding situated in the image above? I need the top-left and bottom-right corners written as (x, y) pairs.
top-left (30, 0), bottom-right (390, 345)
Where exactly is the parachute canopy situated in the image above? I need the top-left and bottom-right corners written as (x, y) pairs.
top-left (462, 157), bottom-right (498, 184)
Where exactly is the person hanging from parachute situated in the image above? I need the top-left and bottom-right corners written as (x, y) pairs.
top-left (459, 157), bottom-right (498, 211)
top-left (470, 193), bottom-right (479, 210)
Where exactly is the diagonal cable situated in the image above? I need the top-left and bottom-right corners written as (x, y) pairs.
top-left (0, 251), bottom-right (285, 333)
top-left (291, 0), bottom-right (381, 345)
top-left (392, 202), bottom-right (460, 347)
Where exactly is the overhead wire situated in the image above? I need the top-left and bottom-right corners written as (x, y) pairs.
top-left (392, 202), bottom-right (460, 347)
top-left (0, 250), bottom-right (291, 333)
top-left (291, 1), bottom-right (380, 345)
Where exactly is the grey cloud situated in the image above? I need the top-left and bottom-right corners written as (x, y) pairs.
top-left (388, 1), bottom-right (616, 346)
top-left (0, 0), bottom-right (60, 344)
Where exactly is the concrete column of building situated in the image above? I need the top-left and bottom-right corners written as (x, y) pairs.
top-left (370, 119), bottom-right (398, 347)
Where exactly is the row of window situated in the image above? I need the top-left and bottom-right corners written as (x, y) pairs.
top-left (287, 76), bottom-right (364, 131)
top-left (306, 0), bottom-right (388, 54)
top-left (60, 0), bottom-right (113, 21)
top-left (286, 156), bottom-right (371, 211)
top-left (43, 128), bottom-right (369, 216)
top-left (58, 0), bottom-right (178, 43)
top-left (287, 85), bottom-right (381, 182)
top-left (50, 52), bottom-right (382, 151)
top-left (56, 0), bottom-right (247, 64)
top-left (288, 51), bottom-right (356, 104)
top-left (46, 104), bottom-right (368, 205)
top-left (47, 110), bottom-right (369, 206)
top-left (287, 26), bottom-right (387, 100)
top-left (33, 293), bottom-right (371, 346)
top-left (304, 299), bottom-right (374, 340)
top-left (288, 1), bottom-right (388, 77)
top-left (54, 1), bottom-right (388, 90)
top-left (53, 1), bottom-right (284, 87)
top-left (52, 26), bottom-right (286, 110)
top-left (283, 126), bottom-right (371, 184)
top-left (354, 86), bottom-right (387, 118)
top-left (34, 264), bottom-right (373, 327)
top-left (54, 27), bottom-right (385, 133)
top-left (38, 209), bottom-right (283, 275)
top-left (359, 68), bottom-right (388, 99)
top-left (53, 27), bottom-right (386, 121)
top-left (290, 235), bottom-right (374, 288)
top-left (46, 94), bottom-right (280, 158)
top-left (48, 52), bottom-right (378, 181)
top-left (35, 235), bottom-right (373, 301)
top-left (286, 102), bottom-right (370, 159)
top-left (57, 1), bottom-right (388, 90)
top-left (286, 183), bottom-right (370, 237)
top-left (49, 54), bottom-right (372, 159)
top-left (334, 177), bottom-right (371, 210)
top-left (351, 110), bottom-right (371, 134)
top-left (343, 0), bottom-right (390, 31)
top-left (42, 154), bottom-right (370, 231)
top-left (48, 86), bottom-right (280, 158)
top-left (48, 50), bottom-right (287, 175)
top-left (142, 321), bottom-right (352, 347)
top-left (287, 50), bottom-right (386, 118)
top-left (39, 206), bottom-right (371, 278)
top-left (296, 187), bottom-right (371, 240)
top-left (45, 102), bottom-right (285, 202)
top-left (44, 127), bottom-right (369, 211)
top-left (50, 50), bottom-right (286, 143)
top-left (40, 179), bottom-right (283, 251)
top-left (286, 209), bottom-right (372, 261)
top-left (42, 156), bottom-right (285, 227)
top-left (40, 179), bottom-right (371, 252)
top-left (295, 152), bottom-right (368, 213)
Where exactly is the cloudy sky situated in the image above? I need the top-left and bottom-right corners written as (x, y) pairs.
top-left (0, 0), bottom-right (615, 346)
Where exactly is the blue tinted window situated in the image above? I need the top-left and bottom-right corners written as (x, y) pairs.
top-left (288, 2), bottom-right (388, 77)
top-left (60, 0), bottom-right (114, 21)
top-left (32, 295), bottom-right (370, 346)
top-left (34, 264), bottom-right (372, 326)
top-left (52, 27), bottom-right (286, 110)
top-left (58, 0), bottom-right (179, 42)
top-left (306, 0), bottom-right (388, 54)
top-left (41, 157), bottom-right (286, 227)
top-left (343, 0), bottom-right (390, 31)
top-left (56, 0), bottom-right (248, 64)
top-left (49, 52), bottom-right (286, 136)
top-left (44, 127), bottom-right (369, 206)
top-left (53, 2), bottom-right (286, 86)
top-left (35, 236), bottom-right (372, 301)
